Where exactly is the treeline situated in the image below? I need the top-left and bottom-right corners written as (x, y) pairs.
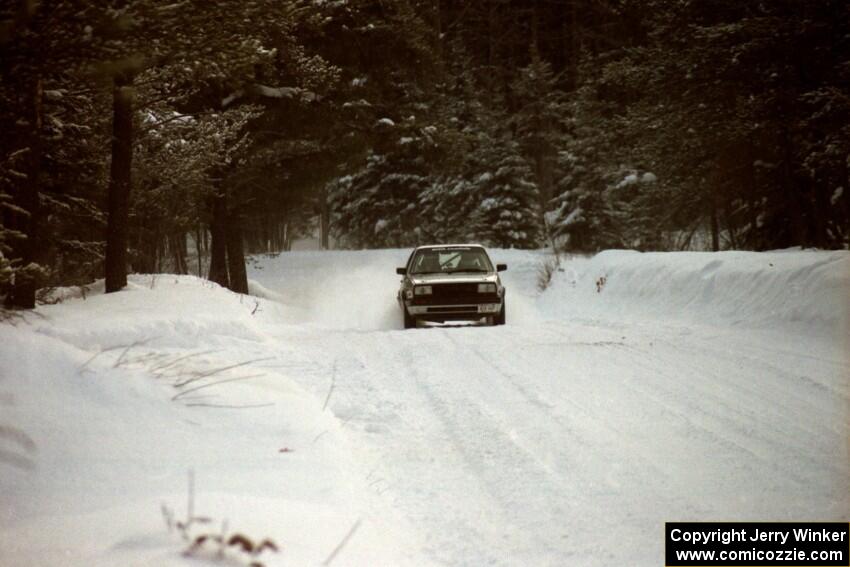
top-left (329, 0), bottom-right (850, 252)
top-left (1, 1), bottom-right (848, 308)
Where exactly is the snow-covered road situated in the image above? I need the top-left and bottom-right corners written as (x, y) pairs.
top-left (246, 249), bottom-right (850, 566)
top-left (2, 248), bottom-right (848, 566)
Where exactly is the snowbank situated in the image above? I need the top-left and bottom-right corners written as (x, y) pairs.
top-left (540, 249), bottom-right (850, 338)
top-left (0, 275), bottom-right (424, 566)
top-left (247, 247), bottom-right (849, 339)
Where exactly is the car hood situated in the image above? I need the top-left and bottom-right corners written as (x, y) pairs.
top-left (409, 273), bottom-right (498, 286)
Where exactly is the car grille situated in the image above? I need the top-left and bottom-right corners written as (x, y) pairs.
top-left (432, 283), bottom-right (478, 297)
top-left (427, 306), bottom-right (475, 313)
top-left (412, 283), bottom-right (499, 305)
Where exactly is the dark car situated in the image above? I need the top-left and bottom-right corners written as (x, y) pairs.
top-left (396, 244), bottom-right (507, 329)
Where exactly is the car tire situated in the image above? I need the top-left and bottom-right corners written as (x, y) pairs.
top-left (403, 308), bottom-right (416, 329)
top-left (495, 299), bottom-right (506, 326)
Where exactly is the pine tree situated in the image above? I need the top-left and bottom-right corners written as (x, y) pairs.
top-left (465, 131), bottom-right (541, 249)
top-left (511, 47), bottom-right (568, 241)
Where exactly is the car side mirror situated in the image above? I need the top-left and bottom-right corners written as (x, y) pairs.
top-left (396, 267), bottom-right (406, 275)
top-left (496, 263), bottom-right (507, 272)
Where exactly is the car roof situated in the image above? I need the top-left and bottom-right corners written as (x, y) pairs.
top-left (413, 244), bottom-right (486, 250)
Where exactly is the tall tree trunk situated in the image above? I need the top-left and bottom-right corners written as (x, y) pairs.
top-left (208, 191), bottom-right (229, 288)
top-left (743, 151), bottom-right (760, 249)
top-left (262, 215), bottom-right (271, 253)
top-left (6, 77), bottom-right (43, 309)
top-left (105, 77), bottom-right (134, 293)
top-left (531, 0), bottom-right (539, 54)
top-left (810, 181), bottom-right (829, 248)
top-left (270, 219), bottom-right (279, 252)
top-left (563, 0), bottom-right (580, 89)
top-left (195, 226), bottom-right (204, 277)
top-left (171, 233), bottom-right (187, 274)
top-left (320, 185), bottom-right (330, 250)
top-left (709, 192), bottom-right (720, 252)
top-left (486, 1), bottom-right (498, 101)
top-left (781, 141), bottom-right (806, 247)
top-left (433, 0), bottom-right (443, 70)
top-left (225, 208), bottom-right (248, 294)
top-left (155, 234), bottom-right (163, 272)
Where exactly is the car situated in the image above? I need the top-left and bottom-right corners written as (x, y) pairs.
top-left (396, 244), bottom-right (507, 329)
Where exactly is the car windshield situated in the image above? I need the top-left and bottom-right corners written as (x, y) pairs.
top-left (409, 247), bottom-right (493, 274)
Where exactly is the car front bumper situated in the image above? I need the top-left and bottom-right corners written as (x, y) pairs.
top-left (406, 302), bottom-right (501, 320)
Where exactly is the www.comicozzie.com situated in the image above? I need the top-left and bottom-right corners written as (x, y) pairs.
top-left (665, 522), bottom-right (850, 566)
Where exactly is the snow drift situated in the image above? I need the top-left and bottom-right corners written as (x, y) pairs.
top-left (541, 249), bottom-right (850, 338)
top-left (247, 247), bottom-right (849, 339)
top-left (0, 275), bottom-right (424, 566)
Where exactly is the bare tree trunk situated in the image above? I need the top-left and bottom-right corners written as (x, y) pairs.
top-left (743, 152), bottom-right (760, 249)
top-left (320, 186), bottom-right (330, 250)
top-left (433, 0), bottom-right (443, 70)
top-left (531, 0), bottom-right (539, 54)
top-left (132, 217), bottom-right (156, 272)
top-left (563, 0), bottom-right (580, 89)
top-left (171, 233), bottom-right (187, 274)
top-left (709, 193), bottom-right (720, 251)
top-left (208, 191), bottom-right (229, 288)
top-left (105, 77), bottom-right (134, 293)
top-left (810, 181), bottom-right (829, 249)
top-left (486, 1), bottom-right (498, 101)
top-left (195, 227), bottom-right (204, 277)
top-left (155, 234), bottom-right (163, 272)
top-left (225, 208), bottom-right (248, 294)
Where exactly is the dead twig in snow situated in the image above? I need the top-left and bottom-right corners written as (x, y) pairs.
top-left (322, 519), bottom-right (362, 566)
top-left (322, 358), bottom-right (338, 412)
top-left (173, 357), bottom-right (273, 388)
top-left (184, 402), bottom-right (274, 409)
top-left (150, 349), bottom-right (214, 375)
top-left (113, 337), bottom-right (155, 368)
top-left (78, 338), bottom-right (152, 372)
top-left (172, 373), bottom-right (265, 401)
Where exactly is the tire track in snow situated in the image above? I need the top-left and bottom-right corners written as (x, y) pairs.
top-left (624, 330), bottom-right (848, 482)
top-left (448, 326), bottom-right (717, 545)
top-left (461, 334), bottom-right (682, 492)
top-left (454, 321), bottom-right (843, 524)
top-left (320, 327), bottom-right (591, 565)
top-left (404, 326), bottom-right (675, 565)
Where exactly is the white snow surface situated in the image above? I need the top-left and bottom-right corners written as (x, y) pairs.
top-left (2, 248), bottom-right (848, 566)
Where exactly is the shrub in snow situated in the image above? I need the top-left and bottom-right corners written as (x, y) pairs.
top-left (536, 254), bottom-right (562, 291)
top-left (164, 472), bottom-right (279, 567)
top-left (595, 275), bottom-right (607, 293)
top-left (184, 526), bottom-right (279, 567)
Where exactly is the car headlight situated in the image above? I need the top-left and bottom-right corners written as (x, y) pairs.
top-left (404, 289), bottom-right (413, 299)
top-left (477, 283), bottom-right (496, 293)
top-left (414, 285), bottom-right (432, 295)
